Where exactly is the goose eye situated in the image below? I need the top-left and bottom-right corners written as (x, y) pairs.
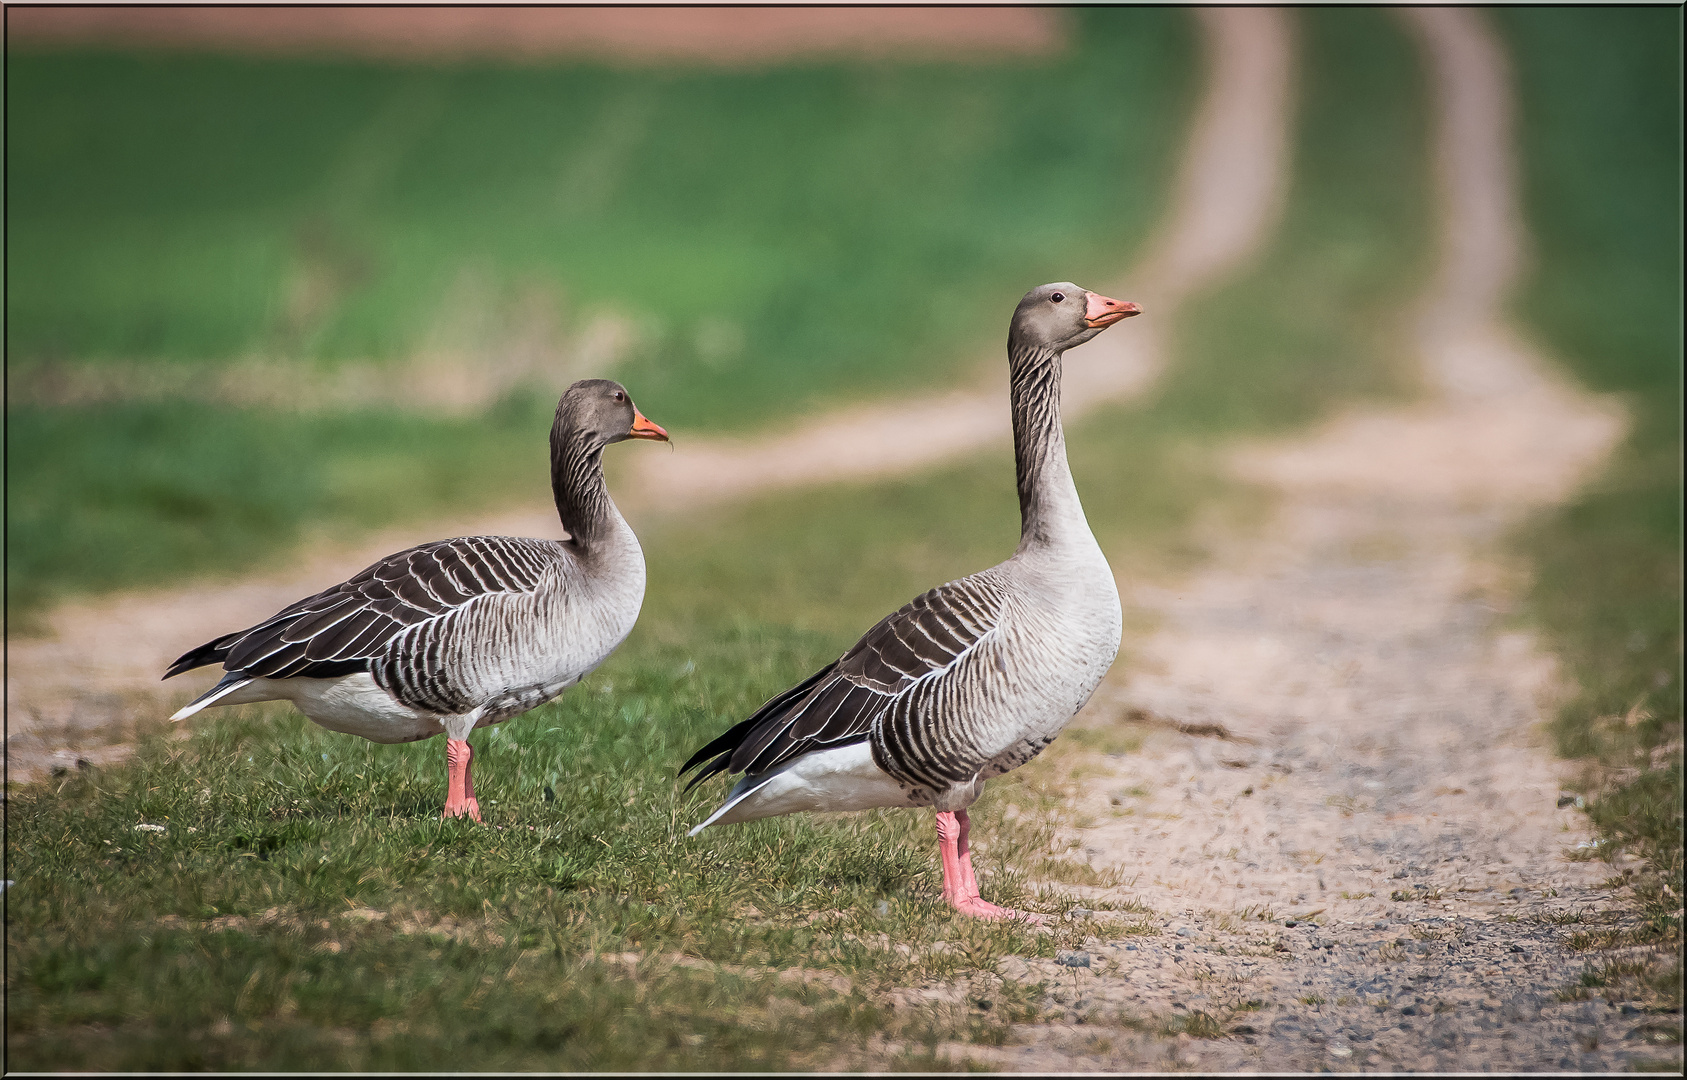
top-left (1051, 292), bottom-right (1065, 304)
top-left (613, 391), bottom-right (625, 402)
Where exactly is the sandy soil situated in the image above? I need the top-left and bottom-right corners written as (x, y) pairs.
top-left (905, 8), bottom-right (1660, 1072)
top-left (4, 8), bottom-right (1291, 781)
top-left (5, 6), bottom-right (1063, 66)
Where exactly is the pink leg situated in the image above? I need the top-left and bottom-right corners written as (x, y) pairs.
top-left (442, 738), bottom-right (483, 823)
top-left (935, 811), bottom-right (968, 907)
top-left (936, 809), bottom-right (1043, 922)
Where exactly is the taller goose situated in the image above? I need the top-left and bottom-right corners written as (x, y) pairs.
top-left (164, 379), bottom-right (668, 822)
top-left (681, 283), bottom-right (1139, 920)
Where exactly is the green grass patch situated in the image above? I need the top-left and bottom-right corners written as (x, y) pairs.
top-left (5, 8), bottom-right (1441, 1068)
top-left (5, 9), bottom-right (1191, 429)
top-left (4, 631), bottom-right (1099, 1071)
top-left (1496, 6), bottom-right (1683, 992)
top-left (5, 393), bottom-right (553, 621)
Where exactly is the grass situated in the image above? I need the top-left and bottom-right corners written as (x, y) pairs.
top-left (5, 395), bottom-right (552, 619)
top-left (6, 7), bottom-right (1195, 620)
top-left (5, 7), bottom-right (1441, 1069)
top-left (6, 9), bottom-right (1191, 426)
top-left (1496, 5), bottom-right (1683, 1008)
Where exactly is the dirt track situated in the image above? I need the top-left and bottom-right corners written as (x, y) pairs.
top-left (4, 8), bottom-right (1291, 782)
top-left (917, 8), bottom-right (1661, 1071)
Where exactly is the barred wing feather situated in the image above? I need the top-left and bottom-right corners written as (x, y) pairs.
top-left (681, 574), bottom-right (1007, 785)
top-left (164, 536), bottom-right (566, 684)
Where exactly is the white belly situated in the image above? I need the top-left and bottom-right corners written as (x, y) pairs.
top-left (689, 742), bottom-right (916, 835)
top-left (224, 673), bottom-right (443, 744)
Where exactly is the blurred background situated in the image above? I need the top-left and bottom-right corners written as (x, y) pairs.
top-left (6, 5), bottom-right (1192, 614)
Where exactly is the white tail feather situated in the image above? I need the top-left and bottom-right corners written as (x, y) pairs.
top-left (169, 677), bottom-right (254, 722)
top-left (687, 773), bottom-right (779, 837)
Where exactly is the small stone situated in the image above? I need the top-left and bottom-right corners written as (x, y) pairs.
top-left (1509, 944), bottom-right (1525, 953)
top-left (873, 900), bottom-right (891, 917)
top-left (1067, 907), bottom-right (1094, 919)
top-left (1176, 926), bottom-right (1194, 937)
top-left (1393, 869), bottom-right (1409, 879)
top-left (1285, 920), bottom-right (1299, 927)
top-left (1056, 950), bottom-right (1091, 968)
top-left (1125, 944), bottom-right (1138, 951)
top-left (133, 823), bottom-right (166, 834)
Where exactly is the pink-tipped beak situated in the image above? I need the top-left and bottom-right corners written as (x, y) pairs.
top-left (629, 408), bottom-right (669, 441)
top-left (1084, 291), bottom-right (1142, 328)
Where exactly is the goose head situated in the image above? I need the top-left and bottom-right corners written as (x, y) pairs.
top-left (1010, 282), bottom-right (1140, 353)
top-left (556, 379), bottom-right (669, 449)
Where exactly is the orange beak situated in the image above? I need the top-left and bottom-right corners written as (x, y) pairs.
top-left (1084, 291), bottom-right (1142, 329)
top-left (628, 407), bottom-right (669, 442)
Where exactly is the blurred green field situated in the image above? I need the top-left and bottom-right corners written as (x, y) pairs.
top-left (5, 9), bottom-right (1439, 1069)
top-left (1498, 6), bottom-right (1684, 947)
top-left (5, 7), bottom-right (1193, 617)
top-left (7, 9), bottom-right (1188, 417)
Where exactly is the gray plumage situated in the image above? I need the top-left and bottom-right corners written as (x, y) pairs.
top-left (165, 379), bottom-right (666, 751)
top-left (684, 283), bottom-right (1138, 832)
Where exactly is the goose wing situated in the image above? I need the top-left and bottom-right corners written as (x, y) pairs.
top-left (681, 573), bottom-right (1007, 788)
top-left (164, 536), bottom-right (566, 683)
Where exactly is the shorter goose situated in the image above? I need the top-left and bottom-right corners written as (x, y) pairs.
top-left (164, 379), bottom-right (668, 821)
top-left (682, 283), bottom-right (1139, 920)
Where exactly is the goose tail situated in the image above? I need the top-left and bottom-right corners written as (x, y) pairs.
top-left (169, 672), bottom-right (255, 722)
top-left (686, 772), bottom-right (782, 837)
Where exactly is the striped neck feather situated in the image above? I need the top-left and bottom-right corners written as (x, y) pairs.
top-left (550, 428), bottom-right (615, 548)
top-left (1007, 342), bottom-right (1085, 550)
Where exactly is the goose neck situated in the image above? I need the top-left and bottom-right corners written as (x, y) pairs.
top-left (1009, 343), bottom-right (1086, 551)
top-left (551, 430), bottom-right (618, 549)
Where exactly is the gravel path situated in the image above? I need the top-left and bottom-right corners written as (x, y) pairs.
top-left (4, 9), bottom-right (1291, 783)
top-left (915, 8), bottom-right (1661, 1072)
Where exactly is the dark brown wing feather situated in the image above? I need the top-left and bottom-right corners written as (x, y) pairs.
top-left (163, 536), bottom-right (564, 682)
top-left (680, 574), bottom-right (1006, 785)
